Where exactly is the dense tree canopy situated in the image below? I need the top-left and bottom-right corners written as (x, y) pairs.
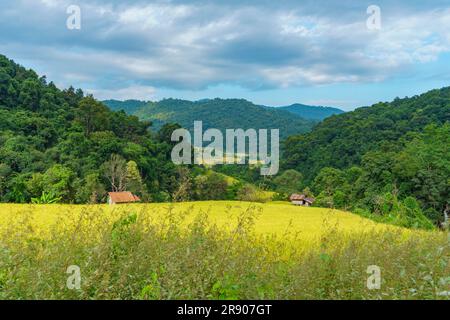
top-left (0, 55), bottom-right (183, 203)
top-left (289, 125), bottom-right (449, 228)
top-left (283, 87), bottom-right (450, 184)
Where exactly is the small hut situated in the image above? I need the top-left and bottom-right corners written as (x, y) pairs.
top-left (108, 192), bottom-right (141, 205)
top-left (290, 194), bottom-right (315, 206)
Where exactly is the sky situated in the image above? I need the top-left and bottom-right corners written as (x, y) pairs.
top-left (1, 0), bottom-right (449, 111)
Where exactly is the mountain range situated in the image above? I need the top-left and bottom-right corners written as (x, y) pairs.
top-left (277, 104), bottom-right (344, 120)
top-left (103, 99), bottom-right (344, 139)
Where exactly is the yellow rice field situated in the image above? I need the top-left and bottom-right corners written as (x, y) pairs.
top-left (0, 201), bottom-right (411, 242)
top-left (0, 201), bottom-right (448, 299)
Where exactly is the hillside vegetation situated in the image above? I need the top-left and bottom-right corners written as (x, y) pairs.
top-left (103, 99), bottom-right (148, 114)
top-left (104, 98), bottom-right (317, 139)
top-left (280, 88), bottom-right (450, 226)
top-left (0, 54), bottom-right (272, 205)
top-left (278, 103), bottom-right (344, 120)
top-left (284, 88), bottom-right (450, 181)
top-left (0, 54), bottom-right (198, 203)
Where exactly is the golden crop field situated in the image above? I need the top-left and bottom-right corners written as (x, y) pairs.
top-left (0, 201), bottom-right (448, 300)
top-left (0, 201), bottom-right (400, 241)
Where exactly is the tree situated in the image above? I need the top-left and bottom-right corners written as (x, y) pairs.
top-left (26, 172), bottom-right (44, 198)
top-left (315, 191), bottom-right (334, 208)
top-left (312, 167), bottom-right (352, 209)
top-left (25, 166), bottom-right (75, 202)
top-left (0, 163), bottom-right (11, 199)
top-left (18, 78), bottom-right (41, 111)
top-left (6, 174), bottom-right (28, 203)
top-left (283, 87), bottom-right (450, 184)
top-left (236, 183), bottom-right (269, 202)
top-left (273, 169), bottom-right (303, 195)
top-left (158, 123), bottom-right (182, 144)
top-left (172, 167), bottom-right (192, 202)
top-left (75, 173), bottom-right (106, 204)
top-left (392, 124), bottom-right (450, 223)
top-left (102, 154), bottom-right (127, 192)
top-left (312, 167), bottom-right (345, 196)
top-left (76, 95), bottom-right (110, 136)
top-left (302, 187), bottom-right (314, 198)
top-left (41, 165), bottom-right (75, 202)
top-left (0, 69), bottom-right (12, 107)
top-left (194, 172), bottom-right (228, 200)
top-left (125, 160), bottom-right (147, 199)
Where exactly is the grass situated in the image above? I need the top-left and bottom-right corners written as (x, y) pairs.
top-left (0, 201), bottom-right (448, 300)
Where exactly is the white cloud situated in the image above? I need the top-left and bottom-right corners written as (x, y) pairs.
top-left (39, 0), bottom-right (60, 7)
top-left (118, 4), bottom-right (193, 29)
top-left (87, 85), bottom-right (157, 101)
top-left (1, 0), bottom-right (450, 94)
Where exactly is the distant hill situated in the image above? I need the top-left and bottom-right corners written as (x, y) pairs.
top-left (102, 99), bottom-right (148, 114)
top-left (278, 104), bottom-right (344, 120)
top-left (104, 98), bottom-right (318, 139)
top-left (283, 87), bottom-right (450, 183)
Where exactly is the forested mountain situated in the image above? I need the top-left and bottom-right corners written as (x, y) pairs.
top-left (104, 98), bottom-right (316, 139)
top-left (103, 99), bottom-right (148, 114)
top-left (103, 99), bottom-right (342, 124)
top-left (278, 104), bottom-right (344, 120)
top-left (281, 88), bottom-right (450, 226)
top-left (0, 54), bottom-right (186, 203)
top-left (283, 88), bottom-right (450, 182)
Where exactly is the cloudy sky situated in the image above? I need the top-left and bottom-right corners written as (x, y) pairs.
top-left (1, 0), bottom-right (449, 110)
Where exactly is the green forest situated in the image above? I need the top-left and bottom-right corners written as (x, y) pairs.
top-left (277, 103), bottom-right (344, 120)
top-left (0, 54), bottom-right (190, 204)
top-left (282, 88), bottom-right (450, 227)
top-left (0, 54), bottom-right (449, 229)
top-left (104, 98), bottom-right (317, 139)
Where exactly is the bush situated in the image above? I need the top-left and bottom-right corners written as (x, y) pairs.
top-left (237, 184), bottom-right (272, 203)
top-left (194, 173), bottom-right (228, 200)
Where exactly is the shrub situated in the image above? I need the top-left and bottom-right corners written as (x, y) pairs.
top-left (237, 184), bottom-right (268, 202)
